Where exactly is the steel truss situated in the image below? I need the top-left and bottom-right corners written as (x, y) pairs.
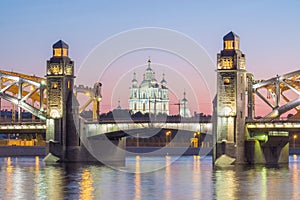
top-left (0, 70), bottom-right (46, 120)
top-left (249, 69), bottom-right (300, 121)
top-left (74, 82), bottom-right (102, 120)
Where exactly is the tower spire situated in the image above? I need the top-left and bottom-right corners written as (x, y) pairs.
top-left (117, 98), bottom-right (121, 109)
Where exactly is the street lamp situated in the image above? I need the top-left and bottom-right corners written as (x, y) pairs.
top-left (193, 132), bottom-right (200, 148)
top-left (293, 134), bottom-right (298, 148)
top-left (166, 131), bottom-right (171, 146)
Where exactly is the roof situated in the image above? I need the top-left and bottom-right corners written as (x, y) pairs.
top-left (223, 31), bottom-right (239, 41)
top-left (52, 40), bottom-right (69, 48)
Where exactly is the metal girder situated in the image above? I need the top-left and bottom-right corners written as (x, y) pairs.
top-left (0, 70), bottom-right (102, 122)
top-left (74, 82), bottom-right (102, 120)
top-left (0, 70), bottom-right (46, 120)
top-left (250, 69), bottom-right (300, 121)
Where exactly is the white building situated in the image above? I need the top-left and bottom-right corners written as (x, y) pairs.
top-left (179, 91), bottom-right (191, 117)
top-left (129, 59), bottom-right (169, 115)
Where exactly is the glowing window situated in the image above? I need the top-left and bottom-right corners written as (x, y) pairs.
top-left (52, 82), bottom-right (58, 89)
top-left (53, 48), bottom-right (62, 57)
top-left (68, 80), bottom-right (71, 89)
top-left (62, 48), bottom-right (68, 57)
top-left (224, 40), bottom-right (234, 50)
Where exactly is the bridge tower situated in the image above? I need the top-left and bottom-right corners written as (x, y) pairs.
top-left (214, 32), bottom-right (247, 164)
top-left (44, 40), bottom-right (126, 164)
top-left (45, 40), bottom-right (83, 161)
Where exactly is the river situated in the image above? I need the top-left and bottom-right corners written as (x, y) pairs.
top-left (0, 155), bottom-right (299, 200)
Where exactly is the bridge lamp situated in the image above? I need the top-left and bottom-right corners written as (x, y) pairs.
top-left (293, 134), bottom-right (298, 148)
top-left (40, 80), bottom-right (46, 86)
top-left (194, 131), bottom-right (200, 137)
top-left (165, 131), bottom-right (171, 145)
top-left (50, 108), bottom-right (61, 119)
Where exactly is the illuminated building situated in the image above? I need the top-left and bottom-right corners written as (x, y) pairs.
top-left (129, 59), bottom-right (169, 115)
top-left (215, 31), bottom-right (247, 163)
top-left (180, 91), bottom-right (191, 117)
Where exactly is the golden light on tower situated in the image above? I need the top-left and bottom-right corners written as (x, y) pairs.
top-left (53, 40), bottom-right (69, 57)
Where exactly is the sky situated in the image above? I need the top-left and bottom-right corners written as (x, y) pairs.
top-left (1, 0), bottom-right (300, 115)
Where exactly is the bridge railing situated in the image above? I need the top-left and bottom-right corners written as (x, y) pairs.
top-left (84, 117), bottom-right (212, 124)
top-left (0, 119), bottom-right (45, 125)
top-left (246, 117), bottom-right (300, 123)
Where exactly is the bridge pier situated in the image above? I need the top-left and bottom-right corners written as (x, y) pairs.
top-left (245, 137), bottom-right (289, 164)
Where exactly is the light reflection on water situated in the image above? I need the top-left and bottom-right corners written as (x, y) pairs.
top-left (0, 155), bottom-right (300, 199)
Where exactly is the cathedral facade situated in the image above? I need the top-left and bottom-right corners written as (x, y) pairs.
top-left (129, 59), bottom-right (169, 115)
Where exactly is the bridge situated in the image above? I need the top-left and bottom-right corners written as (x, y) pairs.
top-left (0, 33), bottom-right (299, 165)
top-left (214, 31), bottom-right (300, 165)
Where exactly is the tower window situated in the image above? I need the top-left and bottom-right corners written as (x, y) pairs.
top-left (52, 82), bottom-right (58, 89)
top-left (68, 80), bottom-right (71, 89)
top-left (62, 48), bottom-right (68, 57)
top-left (224, 41), bottom-right (234, 50)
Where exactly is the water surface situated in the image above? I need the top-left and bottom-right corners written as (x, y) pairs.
top-left (0, 155), bottom-right (299, 199)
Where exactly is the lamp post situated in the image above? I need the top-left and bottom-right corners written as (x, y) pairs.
top-left (293, 134), bottom-right (298, 148)
top-left (166, 131), bottom-right (171, 146)
top-left (193, 132), bottom-right (200, 148)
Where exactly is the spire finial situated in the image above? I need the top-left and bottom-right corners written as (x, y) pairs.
top-left (117, 98), bottom-right (121, 109)
top-left (147, 57), bottom-right (151, 66)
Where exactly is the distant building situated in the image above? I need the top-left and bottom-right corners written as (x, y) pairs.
top-left (129, 59), bottom-right (169, 115)
top-left (179, 91), bottom-right (191, 117)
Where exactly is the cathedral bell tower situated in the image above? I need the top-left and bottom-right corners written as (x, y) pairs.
top-left (214, 32), bottom-right (247, 164)
top-left (45, 40), bottom-right (78, 159)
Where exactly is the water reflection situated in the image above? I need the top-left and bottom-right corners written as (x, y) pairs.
top-left (0, 156), bottom-right (300, 199)
top-left (134, 156), bottom-right (141, 200)
top-left (79, 169), bottom-right (94, 200)
top-left (291, 154), bottom-right (300, 200)
top-left (5, 157), bottom-right (13, 199)
top-left (192, 155), bottom-right (201, 199)
top-left (164, 156), bottom-right (171, 200)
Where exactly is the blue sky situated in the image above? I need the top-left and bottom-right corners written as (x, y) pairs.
top-left (1, 1), bottom-right (300, 114)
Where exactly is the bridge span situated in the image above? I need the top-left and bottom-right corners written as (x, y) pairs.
top-left (1, 33), bottom-right (300, 165)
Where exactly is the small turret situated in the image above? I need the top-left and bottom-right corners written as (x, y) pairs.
top-left (223, 31), bottom-right (240, 50)
top-left (161, 73), bottom-right (167, 88)
top-left (131, 72), bottom-right (138, 88)
top-left (52, 40), bottom-right (69, 57)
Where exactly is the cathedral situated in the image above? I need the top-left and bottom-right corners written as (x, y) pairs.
top-left (129, 59), bottom-right (169, 115)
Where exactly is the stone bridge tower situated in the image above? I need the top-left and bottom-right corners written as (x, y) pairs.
top-left (44, 40), bottom-right (126, 163)
top-left (45, 40), bottom-right (82, 161)
top-left (214, 32), bottom-right (247, 164)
